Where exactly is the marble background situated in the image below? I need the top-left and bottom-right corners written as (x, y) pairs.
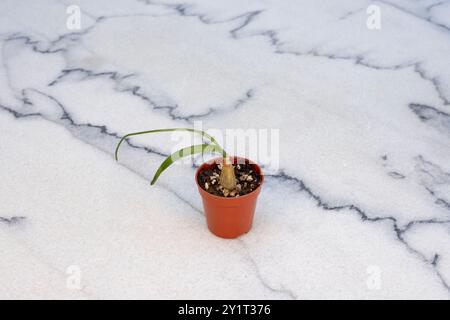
top-left (1, 0), bottom-right (450, 299)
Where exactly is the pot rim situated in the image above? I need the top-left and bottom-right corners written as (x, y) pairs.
top-left (195, 156), bottom-right (264, 200)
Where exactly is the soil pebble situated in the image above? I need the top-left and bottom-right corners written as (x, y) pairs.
top-left (198, 162), bottom-right (261, 197)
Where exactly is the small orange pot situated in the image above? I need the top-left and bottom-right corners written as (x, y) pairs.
top-left (195, 156), bottom-right (264, 239)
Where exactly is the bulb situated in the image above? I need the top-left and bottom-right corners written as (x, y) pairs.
top-left (219, 158), bottom-right (236, 190)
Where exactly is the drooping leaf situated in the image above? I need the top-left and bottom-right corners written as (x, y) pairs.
top-left (150, 144), bottom-right (222, 185)
top-left (115, 128), bottom-right (226, 161)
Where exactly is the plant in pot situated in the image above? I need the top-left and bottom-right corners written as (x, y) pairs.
top-left (115, 128), bottom-right (264, 238)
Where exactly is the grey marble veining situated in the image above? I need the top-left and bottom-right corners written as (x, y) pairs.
top-left (1, 0), bottom-right (450, 299)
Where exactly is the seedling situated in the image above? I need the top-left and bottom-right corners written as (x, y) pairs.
top-left (115, 128), bottom-right (237, 190)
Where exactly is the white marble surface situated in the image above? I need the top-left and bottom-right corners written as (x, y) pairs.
top-left (1, 0), bottom-right (450, 299)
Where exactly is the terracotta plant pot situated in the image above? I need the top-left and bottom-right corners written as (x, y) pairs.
top-left (195, 156), bottom-right (264, 239)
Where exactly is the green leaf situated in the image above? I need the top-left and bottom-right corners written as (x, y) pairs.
top-left (115, 128), bottom-right (226, 161)
top-left (150, 144), bottom-right (221, 185)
